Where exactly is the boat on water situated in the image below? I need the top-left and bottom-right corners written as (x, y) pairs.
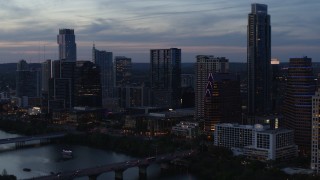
top-left (23, 168), bottom-right (31, 172)
top-left (62, 149), bottom-right (73, 159)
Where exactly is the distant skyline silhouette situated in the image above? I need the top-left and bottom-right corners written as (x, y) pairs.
top-left (0, 0), bottom-right (319, 63)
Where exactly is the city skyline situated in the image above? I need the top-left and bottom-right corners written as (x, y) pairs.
top-left (0, 0), bottom-right (319, 63)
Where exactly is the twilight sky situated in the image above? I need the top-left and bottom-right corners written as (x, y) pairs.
top-left (0, 0), bottom-right (319, 63)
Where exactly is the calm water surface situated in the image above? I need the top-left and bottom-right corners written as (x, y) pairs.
top-left (0, 130), bottom-right (196, 180)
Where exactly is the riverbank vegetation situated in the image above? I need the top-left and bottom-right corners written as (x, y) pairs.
top-left (61, 133), bottom-right (195, 157)
top-left (0, 118), bottom-right (62, 135)
top-left (188, 146), bottom-right (318, 180)
top-left (0, 169), bottom-right (16, 180)
top-left (1, 119), bottom-right (319, 179)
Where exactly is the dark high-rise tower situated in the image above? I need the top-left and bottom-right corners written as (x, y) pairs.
top-left (204, 73), bottom-right (242, 132)
top-left (74, 61), bottom-right (102, 107)
top-left (114, 56), bottom-right (132, 87)
top-left (283, 57), bottom-right (316, 153)
top-left (92, 45), bottom-right (113, 99)
top-left (16, 60), bottom-right (41, 99)
top-left (150, 48), bottom-right (181, 108)
top-left (247, 3), bottom-right (271, 121)
top-left (57, 29), bottom-right (77, 62)
top-left (41, 59), bottom-right (52, 93)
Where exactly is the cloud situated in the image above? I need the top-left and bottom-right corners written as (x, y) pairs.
top-left (0, 0), bottom-right (319, 63)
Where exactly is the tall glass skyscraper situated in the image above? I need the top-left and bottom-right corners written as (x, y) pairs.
top-left (57, 29), bottom-right (77, 62)
top-left (247, 3), bottom-right (271, 121)
top-left (283, 57), bottom-right (316, 153)
top-left (150, 48), bottom-right (181, 108)
top-left (92, 45), bottom-right (114, 99)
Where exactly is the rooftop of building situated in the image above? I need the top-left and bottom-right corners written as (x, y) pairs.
top-left (216, 123), bottom-right (293, 134)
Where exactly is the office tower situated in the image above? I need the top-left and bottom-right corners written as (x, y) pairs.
top-left (312, 88), bottom-right (320, 173)
top-left (48, 60), bottom-right (75, 110)
top-left (116, 84), bottom-right (150, 109)
top-left (74, 61), bottom-right (102, 107)
top-left (17, 59), bottom-right (29, 71)
top-left (41, 59), bottom-right (51, 92)
top-left (271, 58), bottom-right (285, 113)
top-left (150, 48), bottom-right (181, 108)
top-left (195, 55), bottom-right (229, 120)
top-left (282, 57), bottom-right (316, 153)
top-left (247, 3), bottom-right (271, 121)
top-left (92, 45), bottom-right (114, 99)
top-left (114, 56), bottom-right (132, 87)
top-left (204, 73), bottom-right (242, 131)
top-left (57, 29), bottom-right (77, 62)
top-left (16, 60), bottom-right (41, 107)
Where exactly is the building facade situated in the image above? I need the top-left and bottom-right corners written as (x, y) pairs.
top-left (247, 3), bottom-right (271, 122)
top-left (16, 60), bottom-right (41, 99)
top-left (150, 48), bottom-right (181, 108)
top-left (214, 123), bottom-right (297, 161)
top-left (41, 59), bottom-right (52, 92)
top-left (171, 121), bottom-right (199, 139)
top-left (57, 29), bottom-right (77, 62)
top-left (195, 55), bottom-right (229, 120)
top-left (92, 45), bottom-right (114, 99)
top-left (116, 85), bottom-right (150, 109)
top-left (311, 88), bottom-right (320, 173)
top-left (114, 56), bottom-right (132, 87)
top-left (48, 60), bottom-right (76, 111)
top-left (74, 61), bottom-right (102, 107)
top-left (204, 73), bottom-right (242, 131)
top-left (282, 57), bottom-right (316, 153)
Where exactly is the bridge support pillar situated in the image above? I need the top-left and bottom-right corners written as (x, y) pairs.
top-left (115, 169), bottom-right (124, 180)
top-left (138, 165), bottom-right (148, 180)
top-left (160, 163), bottom-right (169, 171)
top-left (40, 138), bottom-right (50, 145)
top-left (89, 174), bottom-right (100, 180)
top-left (15, 141), bottom-right (25, 149)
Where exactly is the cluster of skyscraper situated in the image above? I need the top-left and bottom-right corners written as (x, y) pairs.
top-left (13, 3), bottom-right (320, 171)
top-left (16, 28), bottom-right (184, 114)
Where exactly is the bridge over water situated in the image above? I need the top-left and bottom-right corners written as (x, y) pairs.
top-left (0, 132), bottom-right (66, 148)
top-left (28, 150), bottom-right (196, 180)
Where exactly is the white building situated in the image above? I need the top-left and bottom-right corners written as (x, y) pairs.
top-left (214, 123), bottom-right (297, 161)
top-left (171, 121), bottom-right (199, 138)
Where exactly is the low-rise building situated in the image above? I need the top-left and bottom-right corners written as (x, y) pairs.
top-left (214, 123), bottom-right (297, 161)
top-left (171, 121), bottom-right (199, 138)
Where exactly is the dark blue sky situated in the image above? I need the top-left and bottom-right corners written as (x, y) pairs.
top-left (0, 0), bottom-right (319, 63)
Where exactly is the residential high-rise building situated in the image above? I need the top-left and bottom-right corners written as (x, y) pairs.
top-left (247, 3), bottom-right (271, 122)
top-left (204, 73), bottom-right (242, 132)
top-left (41, 59), bottom-right (51, 92)
top-left (92, 45), bottom-right (114, 99)
top-left (57, 29), bottom-right (77, 62)
top-left (114, 56), bottom-right (132, 87)
top-left (195, 55), bottom-right (229, 120)
top-left (150, 48), bottom-right (181, 108)
top-left (311, 88), bottom-right (320, 173)
top-left (282, 57), bottom-right (316, 153)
